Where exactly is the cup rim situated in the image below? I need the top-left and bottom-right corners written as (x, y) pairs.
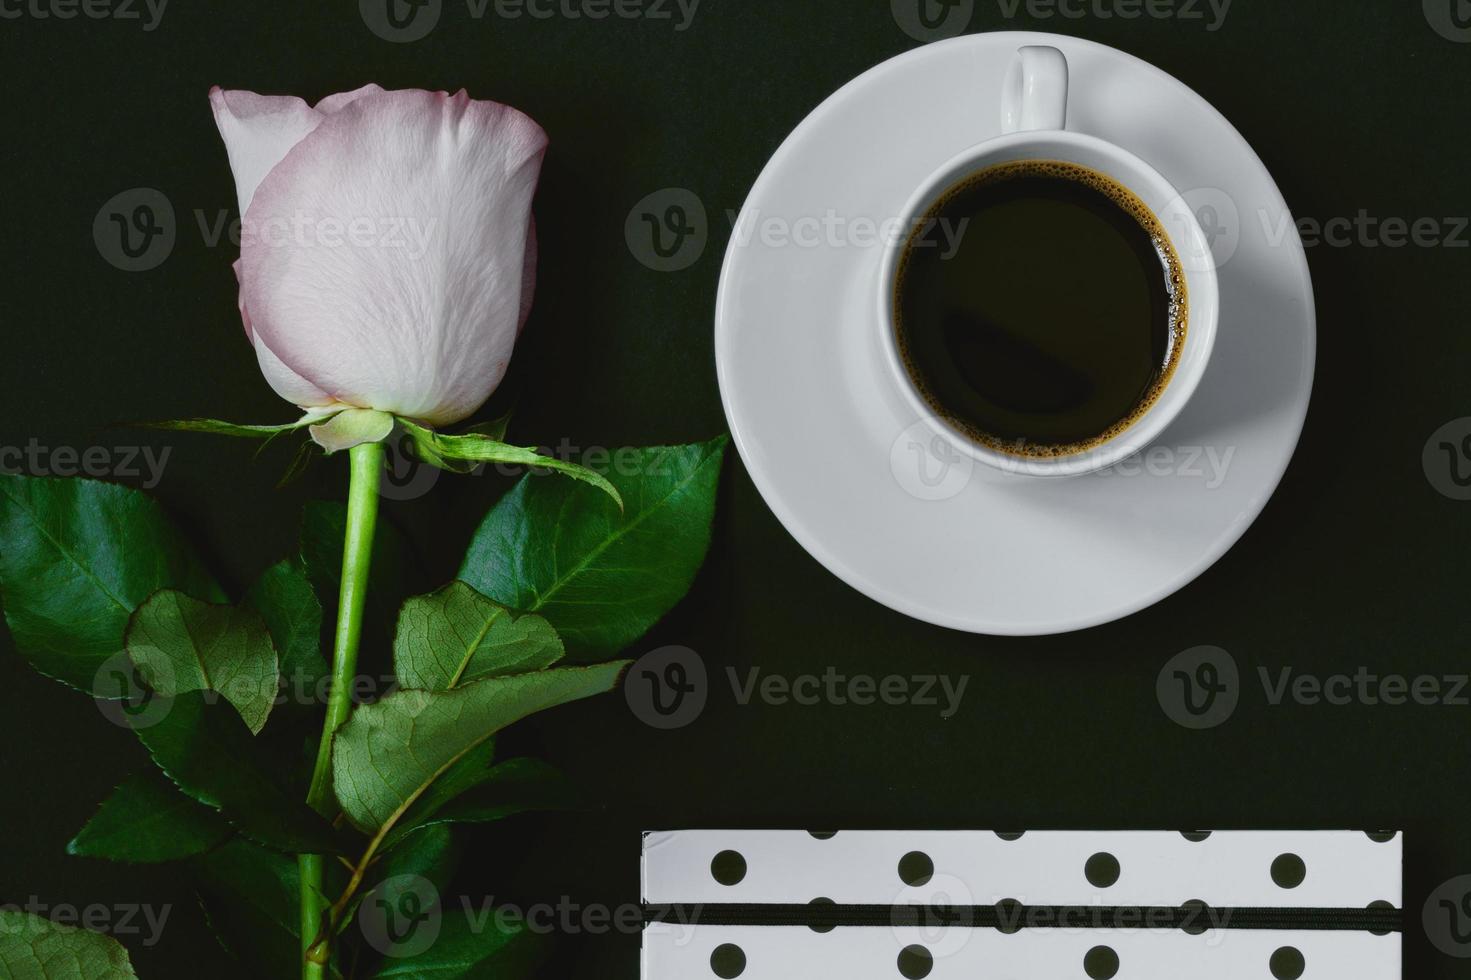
top-left (876, 129), bottom-right (1221, 479)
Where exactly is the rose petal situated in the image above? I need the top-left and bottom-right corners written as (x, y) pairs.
top-left (232, 259), bottom-right (337, 408)
top-left (314, 84), bottom-right (385, 115)
top-left (210, 85), bottom-right (386, 219)
top-left (252, 337), bottom-right (342, 410)
top-left (241, 89), bottom-right (547, 426)
top-left (518, 218), bottom-right (537, 334)
top-left (209, 88), bottom-right (323, 218)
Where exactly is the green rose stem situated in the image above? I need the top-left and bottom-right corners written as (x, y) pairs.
top-left (300, 440), bottom-right (384, 978)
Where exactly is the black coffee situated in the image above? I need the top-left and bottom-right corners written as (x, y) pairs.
top-left (894, 160), bottom-right (1186, 457)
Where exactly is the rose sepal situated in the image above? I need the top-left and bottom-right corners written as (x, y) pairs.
top-left (396, 418), bottom-right (623, 510)
top-left (149, 407), bottom-right (342, 440)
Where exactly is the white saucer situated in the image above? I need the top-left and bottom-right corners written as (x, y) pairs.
top-left (715, 32), bottom-right (1314, 636)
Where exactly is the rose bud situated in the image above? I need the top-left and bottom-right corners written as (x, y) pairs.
top-left (210, 85), bottom-right (546, 429)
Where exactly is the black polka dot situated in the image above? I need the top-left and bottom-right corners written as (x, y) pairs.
top-left (1367, 899), bottom-right (1396, 936)
top-left (898, 851), bottom-right (934, 887)
top-left (711, 850), bottom-right (747, 886)
top-left (1269, 946), bottom-right (1305, 979)
top-left (995, 898), bottom-right (1023, 934)
top-left (1084, 945), bottom-right (1119, 979)
top-left (1085, 852), bottom-right (1120, 888)
top-left (1366, 831), bottom-right (1397, 843)
top-left (896, 945), bottom-right (933, 979)
top-left (995, 831), bottom-right (1025, 841)
top-left (808, 897), bottom-right (836, 933)
top-left (1271, 853), bottom-right (1306, 889)
top-left (710, 943), bottom-right (746, 978)
top-left (1179, 899), bottom-right (1212, 935)
top-left (808, 830), bottom-right (838, 840)
top-left (1181, 830), bottom-right (1212, 842)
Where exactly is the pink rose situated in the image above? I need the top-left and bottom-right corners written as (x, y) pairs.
top-left (210, 85), bottom-right (546, 427)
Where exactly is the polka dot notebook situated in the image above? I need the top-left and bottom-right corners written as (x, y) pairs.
top-left (641, 830), bottom-right (1402, 979)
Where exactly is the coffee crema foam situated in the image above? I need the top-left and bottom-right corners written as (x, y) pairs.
top-left (894, 159), bottom-right (1189, 459)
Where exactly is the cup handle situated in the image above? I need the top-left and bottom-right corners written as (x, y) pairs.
top-left (1001, 45), bottom-right (1069, 133)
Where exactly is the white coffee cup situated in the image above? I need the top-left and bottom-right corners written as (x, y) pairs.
top-left (876, 45), bottom-right (1220, 478)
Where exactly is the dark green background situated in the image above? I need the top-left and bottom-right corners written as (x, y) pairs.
top-left (1, 0), bottom-right (1468, 976)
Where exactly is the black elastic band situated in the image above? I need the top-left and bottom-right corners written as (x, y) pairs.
top-left (643, 902), bottom-right (1402, 933)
